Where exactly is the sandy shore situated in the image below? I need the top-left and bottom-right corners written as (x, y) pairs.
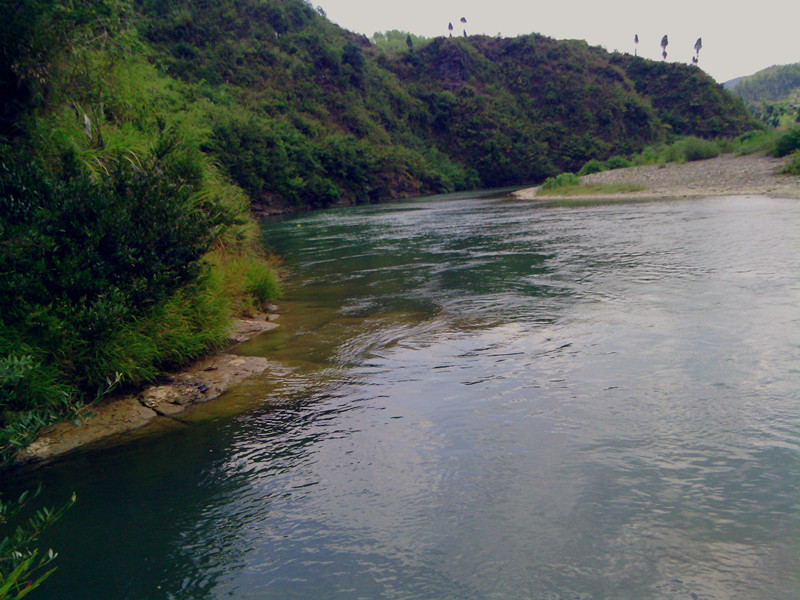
top-left (513, 154), bottom-right (800, 201)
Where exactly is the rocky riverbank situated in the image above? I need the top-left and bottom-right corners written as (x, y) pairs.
top-left (17, 315), bottom-right (280, 464)
top-left (513, 154), bottom-right (800, 201)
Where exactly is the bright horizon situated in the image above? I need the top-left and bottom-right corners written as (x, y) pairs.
top-left (317, 0), bottom-right (800, 84)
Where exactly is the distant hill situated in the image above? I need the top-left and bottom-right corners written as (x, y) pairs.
top-left (729, 63), bottom-right (800, 103)
top-left (724, 76), bottom-right (746, 90)
top-left (728, 63), bottom-right (800, 127)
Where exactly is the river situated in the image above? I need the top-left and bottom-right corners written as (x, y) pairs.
top-left (5, 192), bottom-right (800, 599)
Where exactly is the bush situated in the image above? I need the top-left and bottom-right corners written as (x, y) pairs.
top-left (0, 138), bottom-right (242, 453)
top-left (578, 159), bottom-right (605, 176)
top-left (773, 127), bottom-right (800, 158)
top-left (782, 152), bottom-right (800, 175)
top-left (540, 172), bottom-right (580, 190)
top-left (635, 145), bottom-right (660, 165)
top-left (605, 155), bottom-right (632, 169)
top-left (660, 136), bottom-right (720, 163)
top-left (681, 136), bottom-right (721, 161)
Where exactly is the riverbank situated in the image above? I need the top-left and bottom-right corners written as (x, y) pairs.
top-left (16, 315), bottom-right (280, 465)
top-left (513, 154), bottom-right (800, 201)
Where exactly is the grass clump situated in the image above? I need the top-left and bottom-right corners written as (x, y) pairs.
top-left (540, 172), bottom-right (580, 190)
top-left (207, 250), bottom-right (281, 316)
top-left (661, 136), bottom-right (720, 163)
top-left (537, 176), bottom-right (645, 197)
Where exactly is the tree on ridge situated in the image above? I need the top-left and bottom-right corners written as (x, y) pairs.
top-left (693, 37), bottom-right (702, 64)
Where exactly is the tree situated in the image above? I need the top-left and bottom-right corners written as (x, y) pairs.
top-left (634, 34), bottom-right (639, 56)
top-left (460, 17), bottom-right (467, 37)
top-left (406, 34), bottom-right (413, 50)
top-left (448, 22), bottom-right (453, 37)
top-left (660, 34), bottom-right (669, 60)
top-left (693, 37), bottom-right (702, 64)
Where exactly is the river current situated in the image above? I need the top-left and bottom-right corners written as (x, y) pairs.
top-left (6, 192), bottom-right (800, 599)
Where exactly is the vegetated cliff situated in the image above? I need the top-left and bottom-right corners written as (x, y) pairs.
top-left (134, 0), bottom-right (756, 211)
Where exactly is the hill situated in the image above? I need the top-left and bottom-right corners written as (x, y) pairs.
top-left (728, 63), bottom-right (800, 127)
top-left (724, 76), bottom-right (746, 90)
top-left (730, 63), bottom-right (800, 103)
top-left (132, 0), bottom-right (756, 210)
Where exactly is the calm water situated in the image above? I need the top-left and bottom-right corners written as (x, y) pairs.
top-left (5, 193), bottom-right (800, 600)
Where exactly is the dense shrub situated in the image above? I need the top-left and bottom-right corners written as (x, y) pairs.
top-left (578, 159), bottom-right (605, 176)
top-left (0, 139), bottom-right (243, 454)
top-left (663, 137), bottom-right (720, 163)
top-left (783, 152), bottom-right (800, 175)
top-left (605, 155), bottom-right (632, 169)
top-left (773, 127), bottom-right (800, 157)
top-left (540, 172), bottom-right (580, 190)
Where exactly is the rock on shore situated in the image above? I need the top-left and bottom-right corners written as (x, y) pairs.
top-left (17, 317), bottom-right (280, 464)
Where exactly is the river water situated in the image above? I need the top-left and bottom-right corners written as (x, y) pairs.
top-left (5, 192), bottom-right (800, 599)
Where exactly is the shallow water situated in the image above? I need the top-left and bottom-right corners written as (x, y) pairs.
top-left (5, 192), bottom-right (800, 599)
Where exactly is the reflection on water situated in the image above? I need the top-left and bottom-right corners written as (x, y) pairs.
top-left (5, 193), bottom-right (800, 599)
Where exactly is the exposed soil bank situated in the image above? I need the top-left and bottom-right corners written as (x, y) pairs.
top-left (513, 154), bottom-right (800, 201)
top-left (17, 316), bottom-right (280, 464)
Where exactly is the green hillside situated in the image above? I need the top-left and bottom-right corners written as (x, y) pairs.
top-left (728, 63), bottom-right (800, 127)
top-left (132, 0), bottom-right (755, 209)
top-left (731, 63), bottom-right (800, 103)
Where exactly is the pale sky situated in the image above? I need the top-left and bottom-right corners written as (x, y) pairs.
top-left (317, 0), bottom-right (800, 84)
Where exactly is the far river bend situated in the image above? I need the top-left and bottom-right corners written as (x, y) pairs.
top-left (6, 191), bottom-right (800, 600)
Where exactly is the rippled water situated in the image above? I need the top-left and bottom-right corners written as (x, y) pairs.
top-left (6, 193), bottom-right (800, 599)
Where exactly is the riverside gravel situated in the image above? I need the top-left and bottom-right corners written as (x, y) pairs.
top-left (514, 154), bottom-right (800, 201)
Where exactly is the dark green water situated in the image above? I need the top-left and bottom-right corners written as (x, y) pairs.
top-left (4, 192), bottom-right (800, 599)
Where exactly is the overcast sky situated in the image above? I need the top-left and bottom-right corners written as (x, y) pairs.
top-left (317, 0), bottom-right (800, 84)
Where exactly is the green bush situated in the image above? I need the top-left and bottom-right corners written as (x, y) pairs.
top-left (782, 152), bottom-right (800, 175)
top-left (0, 138), bottom-right (240, 453)
top-left (605, 155), bottom-right (632, 169)
top-left (681, 136), bottom-right (721, 161)
top-left (661, 136), bottom-right (720, 163)
top-left (773, 127), bottom-right (800, 158)
top-left (635, 145), bottom-right (660, 165)
top-left (578, 159), bottom-right (605, 176)
top-left (540, 172), bottom-right (580, 190)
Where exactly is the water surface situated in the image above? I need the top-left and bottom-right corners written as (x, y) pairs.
top-left (6, 192), bottom-right (800, 600)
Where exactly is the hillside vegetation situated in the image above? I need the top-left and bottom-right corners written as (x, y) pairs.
top-left (729, 63), bottom-right (800, 127)
top-left (134, 0), bottom-right (755, 208)
top-left (0, 0), bottom-right (757, 461)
